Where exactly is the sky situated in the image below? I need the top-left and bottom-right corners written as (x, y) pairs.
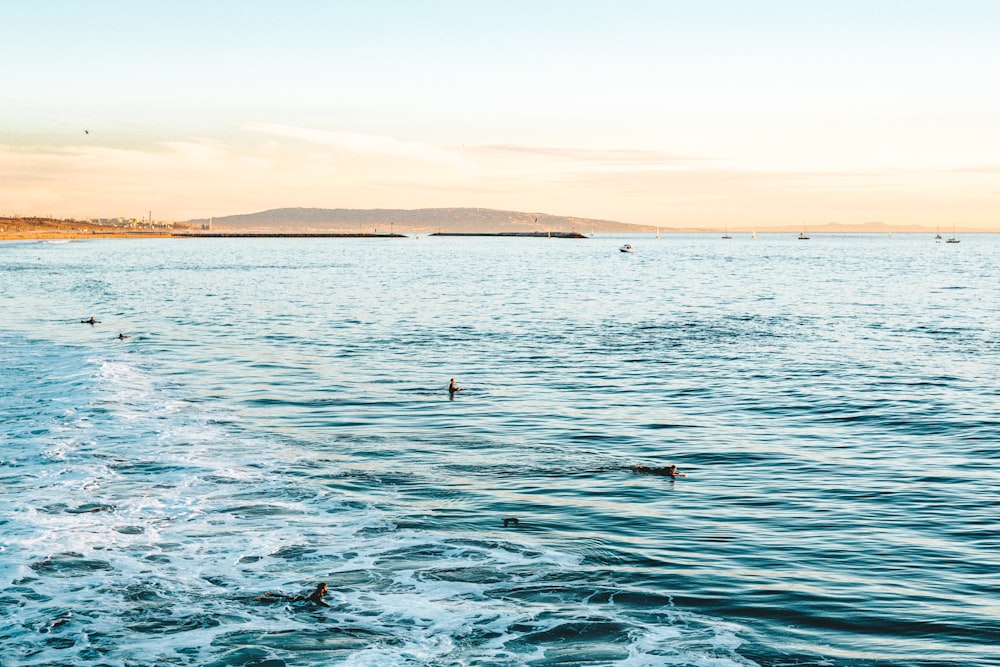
top-left (3, 0), bottom-right (999, 229)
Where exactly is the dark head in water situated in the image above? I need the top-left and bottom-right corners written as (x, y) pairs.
top-left (302, 582), bottom-right (329, 606)
top-left (256, 582), bottom-right (331, 607)
top-left (631, 465), bottom-right (684, 478)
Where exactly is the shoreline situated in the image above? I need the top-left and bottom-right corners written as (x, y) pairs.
top-left (3, 216), bottom-right (996, 240)
top-left (2, 221), bottom-right (994, 242)
top-left (0, 231), bottom-right (177, 241)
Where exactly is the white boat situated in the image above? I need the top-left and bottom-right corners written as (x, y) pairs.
top-left (620, 243), bottom-right (634, 253)
top-left (798, 231), bottom-right (810, 240)
top-left (946, 222), bottom-right (960, 243)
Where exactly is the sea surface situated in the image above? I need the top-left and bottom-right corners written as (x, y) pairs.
top-left (1, 233), bottom-right (997, 667)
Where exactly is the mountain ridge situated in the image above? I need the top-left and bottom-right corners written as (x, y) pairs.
top-left (184, 207), bottom-right (655, 233)
top-left (180, 208), bottom-right (983, 234)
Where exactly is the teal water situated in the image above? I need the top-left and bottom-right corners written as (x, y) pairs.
top-left (1, 234), bottom-right (997, 666)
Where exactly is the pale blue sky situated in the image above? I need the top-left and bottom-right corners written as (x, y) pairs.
top-left (3, 1), bottom-right (999, 227)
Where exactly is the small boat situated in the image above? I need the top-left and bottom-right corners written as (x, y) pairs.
top-left (722, 223), bottom-right (732, 239)
top-left (946, 222), bottom-right (960, 243)
top-left (798, 232), bottom-right (810, 240)
top-left (751, 231), bottom-right (758, 239)
top-left (620, 243), bottom-right (634, 253)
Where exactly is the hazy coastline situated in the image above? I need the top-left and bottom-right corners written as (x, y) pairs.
top-left (2, 209), bottom-right (988, 241)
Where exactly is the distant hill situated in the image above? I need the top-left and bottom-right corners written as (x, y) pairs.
top-left (184, 208), bottom-right (655, 233)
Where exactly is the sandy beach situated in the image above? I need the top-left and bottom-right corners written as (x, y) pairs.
top-left (0, 218), bottom-right (180, 241)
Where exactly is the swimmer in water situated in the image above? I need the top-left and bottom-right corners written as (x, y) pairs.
top-left (503, 517), bottom-right (519, 527)
top-left (256, 582), bottom-right (330, 607)
top-left (81, 316), bottom-right (97, 324)
top-left (298, 582), bottom-right (330, 606)
top-left (117, 333), bottom-right (130, 339)
top-left (449, 378), bottom-right (461, 394)
top-left (631, 464), bottom-right (685, 478)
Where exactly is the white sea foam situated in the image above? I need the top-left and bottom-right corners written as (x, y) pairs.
top-left (7, 337), bottom-right (741, 665)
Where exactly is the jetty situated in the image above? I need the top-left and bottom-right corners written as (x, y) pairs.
top-left (429, 231), bottom-right (586, 238)
top-left (172, 232), bottom-right (408, 238)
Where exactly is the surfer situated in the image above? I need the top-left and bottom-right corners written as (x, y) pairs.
top-left (448, 378), bottom-right (461, 395)
top-left (81, 316), bottom-right (97, 324)
top-left (299, 582), bottom-right (330, 606)
top-left (256, 582), bottom-right (330, 607)
top-left (631, 464), bottom-right (685, 478)
top-left (503, 517), bottom-right (519, 527)
top-left (117, 333), bottom-right (130, 339)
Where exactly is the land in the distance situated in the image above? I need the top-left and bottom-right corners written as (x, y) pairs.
top-left (0, 217), bottom-right (185, 240)
top-left (1, 207), bottom-right (985, 240)
top-left (184, 208), bottom-right (650, 234)
top-left (185, 208), bottom-right (979, 235)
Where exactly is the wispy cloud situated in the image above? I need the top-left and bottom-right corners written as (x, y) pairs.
top-left (947, 164), bottom-right (1000, 174)
top-left (475, 144), bottom-right (699, 167)
top-left (246, 123), bottom-right (473, 173)
top-left (0, 139), bottom-right (278, 219)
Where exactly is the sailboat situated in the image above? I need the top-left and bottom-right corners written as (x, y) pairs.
top-left (656, 227), bottom-right (660, 239)
top-left (934, 223), bottom-right (942, 240)
top-left (751, 230), bottom-right (758, 239)
top-left (798, 224), bottom-right (810, 240)
top-left (722, 223), bottom-right (732, 239)
top-left (946, 222), bottom-right (960, 243)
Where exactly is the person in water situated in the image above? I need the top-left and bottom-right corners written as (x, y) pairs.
top-left (449, 378), bottom-right (461, 394)
top-left (117, 333), bottom-right (130, 339)
top-left (299, 582), bottom-right (330, 606)
top-left (81, 316), bottom-right (97, 324)
top-left (257, 582), bottom-right (330, 607)
top-left (631, 464), bottom-right (685, 478)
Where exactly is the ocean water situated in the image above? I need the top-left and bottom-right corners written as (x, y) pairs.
top-left (1, 233), bottom-right (997, 667)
